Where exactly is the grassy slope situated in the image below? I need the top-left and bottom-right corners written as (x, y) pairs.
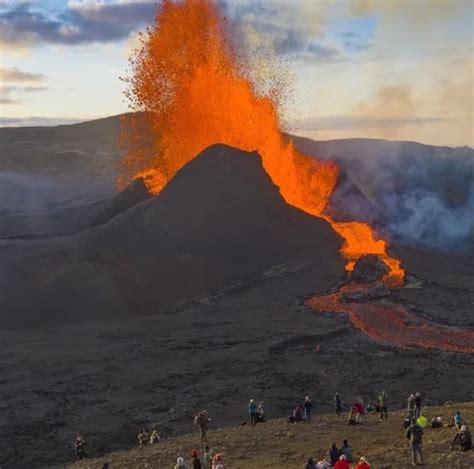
top-left (68, 402), bottom-right (474, 468)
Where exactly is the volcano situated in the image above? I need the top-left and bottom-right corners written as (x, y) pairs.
top-left (0, 144), bottom-right (344, 329)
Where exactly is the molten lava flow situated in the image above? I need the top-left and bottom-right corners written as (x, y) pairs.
top-left (307, 282), bottom-right (474, 354)
top-left (119, 0), bottom-right (403, 283)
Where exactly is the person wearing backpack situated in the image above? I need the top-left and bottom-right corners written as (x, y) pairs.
top-left (406, 417), bottom-right (424, 466)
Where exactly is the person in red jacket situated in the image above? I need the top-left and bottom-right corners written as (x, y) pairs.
top-left (334, 454), bottom-right (349, 469)
top-left (355, 456), bottom-right (371, 468)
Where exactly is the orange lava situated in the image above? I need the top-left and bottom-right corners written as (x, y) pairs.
top-left (118, 0), bottom-right (404, 283)
top-left (307, 283), bottom-right (474, 354)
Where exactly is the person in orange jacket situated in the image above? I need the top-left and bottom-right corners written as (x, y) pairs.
top-left (355, 456), bottom-right (371, 468)
top-left (333, 454), bottom-right (349, 469)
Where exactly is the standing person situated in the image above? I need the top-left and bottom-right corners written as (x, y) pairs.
top-left (304, 396), bottom-right (313, 423)
top-left (191, 448), bottom-right (202, 469)
top-left (248, 399), bottom-right (257, 426)
top-left (149, 429), bottom-right (160, 444)
top-left (407, 394), bottom-right (416, 420)
top-left (355, 456), bottom-right (371, 468)
top-left (414, 393), bottom-right (422, 419)
top-left (406, 417), bottom-right (424, 466)
top-left (203, 445), bottom-right (214, 469)
top-left (378, 390), bottom-right (388, 420)
top-left (194, 410), bottom-right (211, 445)
top-left (334, 393), bottom-right (342, 416)
top-left (75, 435), bottom-right (87, 460)
top-left (459, 425), bottom-right (472, 451)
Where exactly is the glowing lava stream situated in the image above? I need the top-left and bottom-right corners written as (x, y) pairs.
top-left (117, 0), bottom-right (474, 353)
top-left (307, 282), bottom-right (474, 354)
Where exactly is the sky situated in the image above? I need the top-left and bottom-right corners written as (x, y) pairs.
top-left (0, 0), bottom-right (473, 146)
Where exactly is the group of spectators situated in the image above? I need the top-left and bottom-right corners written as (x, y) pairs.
top-left (73, 389), bottom-right (472, 468)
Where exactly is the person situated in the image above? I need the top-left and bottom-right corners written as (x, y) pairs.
top-left (248, 399), bottom-right (257, 425)
top-left (339, 439), bottom-right (354, 463)
top-left (137, 429), bottom-right (149, 446)
top-left (406, 417), bottom-right (424, 466)
top-left (149, 429), bottom-right (160, 444)
top-left (334, 393), bottom-right (342, 416)
top-left (75, 435), bottom-right (87, 460)
top-left (315, 460), bottom-right (330, 469)
top-left (355, 456), bottom-right (371, 468)
top-left (414, 392), bottom-right (422, 419)
top-left (403, 413), bottom-right (412, 429)
top-left (451, 425), bottom-right (472, 451)
top-left (431, 416), bottom-right (442, 428)
top-left (326, 442), bottom-right (340, 466)
top-left (175, 456), bottom-right (188, 469)
top-left (102, 464), bottom-right (109, 469)
top-left (304, 396), bottom-right (313, 422)
top-left (203, 445), bottom-right (213, 469)
top-left (256, 403), bottom-right (265, 423)
top-left (305, 457), bottom-right (317, 469)
top-left (212, 453), bottom-right (225, 469)
top-left (348, 406), bottom-right (356, 425)
top-left (454, 411), bottom-right (464, 429)
top-left (407, 394), bottom-right (416, 420)
top-left (459, 425), bottom-right (472, 451)
top-left (289, 404), bottom-right (304, 423)
top-left (353, 401), bottom-right (364, 423)
top-left (191, 448), bottom-right (202, 469)
top-left (334, 454), bottom-right (349, 469)
top-left (378, 390), bottom-right (388, 420)
top-left (194, 410), bottom-right (211, 445)
top-left (416, 413), bottom-right (428, 428)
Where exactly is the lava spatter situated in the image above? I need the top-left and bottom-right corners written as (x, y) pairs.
top-left (118, 0), bottom-right (403, 283)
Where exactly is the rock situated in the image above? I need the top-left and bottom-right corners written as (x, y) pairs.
top-left (352, 254), bottom-right (390, 282)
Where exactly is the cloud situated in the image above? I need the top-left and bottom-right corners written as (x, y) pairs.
top-left (0, 84), bottom-right (48, 104)
top-left (0, 1), bottom-right (156, 49)
top-left (288, 115), bottom-right (447, 134)
top-left (0, 66), bottom-right (45, 82)
top-left (0, 115), bottom-right (86, 127)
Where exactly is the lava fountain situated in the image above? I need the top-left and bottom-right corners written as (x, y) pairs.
top-left (119, 0), bottom-right (473, 353)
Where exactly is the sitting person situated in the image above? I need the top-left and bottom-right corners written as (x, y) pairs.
top-left (366, 403), bottom-right (374, 413)
top-left (416, 413), bottom-right (428, 428)
top-left (339, 440), bottom-right (354, 462)
top-left (454, 411), bottom-right (464, 429)
top-left (174, 457), bottom-right (188, 469)
top-left (137, 429), bottom-right (149, 446)
top-left (431, 416), bottom-right (443, 428)
top-left (256, 404), bottom-right (265, 423)
top-left (326, 442), bottom-right (340, 466)
top-left (305, 457), bottom-right (317, 469)
top-left (334, 454), bottom-right (349, 469)
top-left (355, 456), bottom-right (371, 468)
top-left (289, 404), bottom-right (304, 423)
top-left (315, 460), bottom-right (330, 469)
top-left (149, 429), bottom-right (160, 444)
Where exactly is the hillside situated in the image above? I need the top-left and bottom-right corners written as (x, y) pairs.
top-left (68, 402), bottom-right (474, 468)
